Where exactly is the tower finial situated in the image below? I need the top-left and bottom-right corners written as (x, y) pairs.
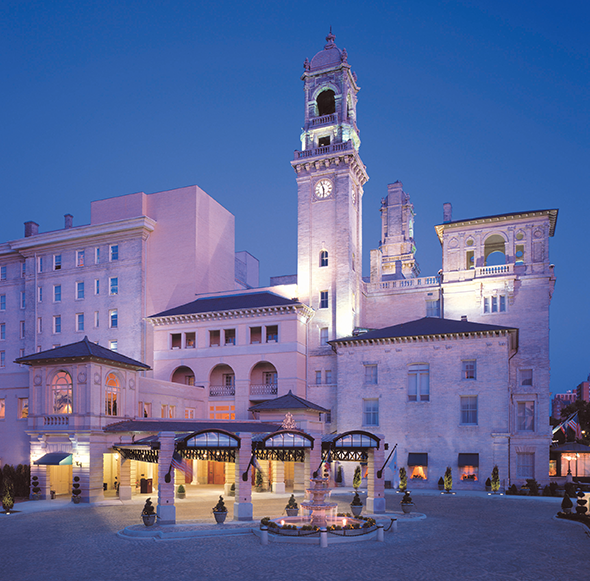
top-left (325, 27), bottom-right (336, 47)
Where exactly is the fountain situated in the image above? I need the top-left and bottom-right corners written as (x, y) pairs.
top-left (300, 476), bottom-right (338, 527)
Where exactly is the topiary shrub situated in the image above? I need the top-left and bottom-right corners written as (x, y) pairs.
top-left (444, 467), bottom-right (453, 492)
top-left (506, 484), bottom-right (518, 495)
top-left (526, 479), bottom-right (540, 496)
top-left (561, 493), bottom-right (573, 513)
top-left (549, 481), bottom-right (558, 496)
top-left (491, 465), bottom-right (500, 493)
top-left (353, 466), bottom-right (362, 490)
top-left (213, 495), bottom-right (227, 513)
top-left (542, 485), bottom-right (552, 496)
top-left (576, 491), bottom-right (588, 516)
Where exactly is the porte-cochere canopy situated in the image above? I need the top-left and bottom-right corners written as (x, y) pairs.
top-left (322, 430), bottom-right (380, 462)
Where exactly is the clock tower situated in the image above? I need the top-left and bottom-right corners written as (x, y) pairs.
top-left (291, 32), bottom-right (368, 364)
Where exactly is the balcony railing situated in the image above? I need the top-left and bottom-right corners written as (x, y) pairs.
top-left (476, 264), bottom-right (513, 276)
top-left (311, 113), bottom-right (338, 127)
top-left (367, 275), bottom-right (441, 293)
top-left (250, 383), bottom-right (278, 397)
top-left (294, 140), bottom-right (353, 160)
top-left (44, 415), bottom-right (69, 426)
top-left (209, 385), bottom-right (235, 397)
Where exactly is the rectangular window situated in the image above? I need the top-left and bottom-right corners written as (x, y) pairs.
top-left (37, 317), bottom-right (42, 334)
top-left (20, 320), bottom-right (25, 339)
top-left (0, 323), bottom-right (4, 340)
top-left (319, 291), bottom-right (329, 309)
top-left (408, 364), bottom-right (430, 402)
top-left (320, 327), bottom-right (329, 346)
top-left (0, 351), bottom-right (5, 368)
top-left (95, 248), bottom-right (100, 264)
top-left (18, 397), bottom-right (28, 419)
top-left (325, 369), bottom-right (333, 384)
top-left (38, 256), bottom-right (43, 273)
top-left (426, 300), bottom-right (440, 318)
top-left (466, 250), bottom-right (475, 270)
top-left (520, 369), bottom-right (533, 386)
top-left (21, 263), bottom-right (26, 278)
top-left (266, 325), bottom-right (278, 342)
top-left (209, 330), bottom-right (220, 347)
top-left (109, 277), bottom-right (118, 295)
top-left (0, 266), bottom-right (6, 280)
top-left (109, 309), bottom-right (118, 329)
top-left (20, 348), bottom-right (25, 356)
top-left (20, 291), bottom-right (26, 309)
top-left (460, 396), bottom-right (478, 425)
top-left (161, 405), bottom-right (168, 418)
top-left (0, 398), bottom-right (5, 419)
top-left (109, 340), bottom-right (118, 352)
top-left (37, 345), bottom-right (42, 353)
top-left (171, 333), bottom-right (181, 349)
top-left (139, 402), bottom-right (151, 418)
top-left (499, 295), bottom-right (506, 312)
top-left (364, 364), bottom-right (378, 384)
top-left (54, 285), bottom-right (61, 302)
top-left (483, 297), bottom-right (490, 313)
top-left (250, 326), bottom-right (262, 344)
top-left (54, 315), bottom-right (61, 334)
top-left (315, 370), bottom-right (322, 384)
top-left (263, 371), bottom-right (277, 385)
top-left (516, 452), bottom-right (534, 479)
top-left (462, 360), bottom-right (476, 380)
top-left (54, 254), bottom-right (62, 270)
top-left (223, 373), bottom-right (235, 387)
top-left (515, 244), bottom-right (525, 265)
top-left (94, 311), bottom-right (99, 328)
top-left (168, 405), bottom-right (175, 419)
top-left (76, 281), bottom-right (85, 299)
top-left (38, 286), bottom-right (42, 303)
top-left (224, 329), bottom-right (236, 345)
top-left (110, 244), bottom-right (119, 261)
top-left (0, 295), bottom-right (5, 310)
top-left (185, 332), bottom-right (196, 348)
top-left (76, 313), bottom-right (84, 332)
top-left (517, 401), bottom-right (535, 431)
top-left (185, 408), bottom-right (195, 419)
top-left (363, 399), bottom-right (379, 426)
top-left (491, 296), bottom-right (498, 312)
top-left (95, 279), bottom-right (100, 295)
top-left (76, 250), bottom-right (85, 267)
top-left (105, 387), bottom-right (119, 417)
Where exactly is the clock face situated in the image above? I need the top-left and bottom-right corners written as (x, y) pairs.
top-left (315, 179), bottom-right (333, 199)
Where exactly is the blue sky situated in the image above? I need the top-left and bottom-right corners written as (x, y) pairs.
top-left (1, 0), bottom-right (588, 395)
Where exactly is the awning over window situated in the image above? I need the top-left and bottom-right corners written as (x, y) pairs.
top-left (458, 453), bottom-right (479, 467)
top-left (407, 453), bottom-right (428, 466)
top-left (34, 452), bottom-right (72, 465)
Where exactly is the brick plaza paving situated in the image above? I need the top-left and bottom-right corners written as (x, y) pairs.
top-left (1, 489), bottom-right (588, 581)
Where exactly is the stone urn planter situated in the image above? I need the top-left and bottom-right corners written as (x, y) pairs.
top-left (213, 495), bottom-right (228, 524)
top-left (350, 491), bottom-right (363, 517)
top-left (141, 498), bottom-right (157, 527)
top-left (285, 494), bottom-right (299, 517)
top-left (400, 491), bottom-right (414, 514)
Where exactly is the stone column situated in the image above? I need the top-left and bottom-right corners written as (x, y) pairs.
top-left (234, 434), bottom-right (252, 521)
top-left (271, 460), bottom-right (285, 494)
top-left (294, 461), bottom-right (306, 492)
top-left (157, 432), bottom-right (176, 524)
top-left (224, 461), bottom-right (234, 496)
top-left (87, 439), bottom-right (105, 503)
top-left (119, 456), bottom-right (132, 501)
top-left (367, 446), bottom-right (385, 514)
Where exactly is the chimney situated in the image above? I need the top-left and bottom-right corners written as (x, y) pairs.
top-left (461, 315), bottom-right (468, 322)
top-left (443, 203), bottom-right (452, 223)
top-left (64, 214), bottom-right (73, 229)
top-left (24, 221), bottom-right (39, 237)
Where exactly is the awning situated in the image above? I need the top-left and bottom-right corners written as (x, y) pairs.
top-left (34, 452), bottom-right (72, 465)
top-left (458, 453), bottom-right (479, 467)
top-left (407, 453), bottom-right (428, 466)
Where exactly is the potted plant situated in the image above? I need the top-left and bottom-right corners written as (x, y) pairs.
top-left (31, 475), bottom-right (41, 500)
top-left (335, 465), bottom-right (343, 486)
top-left (254, 469), bottom-right (264, 492)
top-left (561, 493), bottom-right (573, 514)
top-left (575, 491), bottom-right (588, 516)
top-left (438, 477), bottom-right (444, 491)
top-left (72, 476), bottom-right (82, 504)
top-left (350, 491), bottom-right (363, 517)
top-left (177, 484), bottom-right (186, 499)
top-left (491, 465), bottom-right (500, 494)
top-left (399, 467), bottom-right (407, 492)
top-left (400, 491), bottom-right (414, 514)
top-left (141, 498), bottom-right (156, 526)
top-left (213, 495), bottom-right (228, 524)
top-left (285, 494), bottom-right (299, 516)
top-left (353, 466), bottom-right (362, 490)
top-left (443, 466), bottom-right (453, 493)
top-left (485, 477), bottom-right (492, 492)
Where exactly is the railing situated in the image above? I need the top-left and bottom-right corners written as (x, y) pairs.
top-left (476, 264), bottom-right (513, 276)
top-left (250, 383), bottom-right (278, 396)
top-left (294, 140), bottom-right (353, 160)
top-left (44, 415), bottom-right (69, 426)
top-left (367, 275), bottom-right (441, 293)
top-left (311, 113), bottom-right (338, 127)
top-left (209, 385), bottom-right (235, 397)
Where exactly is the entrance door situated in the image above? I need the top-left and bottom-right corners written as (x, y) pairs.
top-left (207, 461), bottom-right (225, 484)
top-left (48, 465), bottom-right (73, 495)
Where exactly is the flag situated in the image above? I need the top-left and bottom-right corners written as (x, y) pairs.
top-left (171, 451), bottom-right (193, 481)
top-left (566, 413), bottom-right (582, 439)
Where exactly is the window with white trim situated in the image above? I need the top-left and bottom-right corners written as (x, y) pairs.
top-left (483, 295), bottom-right (507, 313)
top-left (320, 250), bottom-right (328, 267)
top-left (364, 364), bottom-right (378, 385)
top-left (54, 285), bottom-right (61, 302)
top-left (0, 351), bottom-right (5, 368)
top-left (408, 364), bottom-right (430, 401)
top-left (319, 291), bottom-right (329, 309)
top-left (185, 408), bottom-right (195, 419)
top-left (37, 317), bottom-right (42, 334)
top-left (53, 315), bottom-right (61, 334)
top-left (51, 371), bottom-right (73, 414)
top-left (109, 277), bottom-right (118, 295)
top-left (460, 396), bottom-right (478, 425)
top-left (20, 291), bottom-right (25, 309)
top-left (76, 250), bottom-right (85, 267)
top-left (462, 360), bottom-right (476, 380)
top-left (516, 452), bottom-right (534, 479)
top-left (95, 279), bottom-right (100, 295)
top-left (53, 254), bottom-right (62, 270)
top-left (109, 309), bottom-right (118, 329)
top-left (0, 266), bottom-right (6, 280)
top-left (94, 311), bottom-right (99, 328)
top-left (37, 257), bottom-right (43, 273)
top-left (517, 401), bottom-right (535, 431)
top-left (95, 248), bottom-right (100, 264)
top-left (325, 369), bottom-right (332, 384)
top-left (0, 294), bottom-right (5, 310)
top-left (110, 244), bottom-right (119, 261)
top-left (320, 327), bottom-right (329, 346)
top-left (76, 313), bottom-right (84, 332)
top-left (19, 320), bottom-right (25, 339)
top-left (363, 399), bottom-right (379, 426)
top-left (0, 323), bottom-right (5, 340)
top-left (76, 281), bottom-right (84, 300)
top-left (38, 286), bottom-right (42, 303)
top-left (315, 370), bottom-right (322, 384)
top-left (18, 397), bottom-right (28, 419)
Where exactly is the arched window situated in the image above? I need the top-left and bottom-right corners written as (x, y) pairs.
top-left (484, 235), bottom-right (506, 266)
top-left (320, 250), bottom-right (328, 267)
top-left (317, 89), bottom-right (335, 116)
top-left (51, 371), bottom-right (72, 414)
top-left (105, 372), bottom-right (120, 416)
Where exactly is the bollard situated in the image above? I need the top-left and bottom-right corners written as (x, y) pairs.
top-left (377, 524), bottom-right (384, 542)
top-left (261, 526), bottom-right (268, 546)
top-left (320, 527), bottom-right (328, 548)
top-left (391, 518), bottom-right (398, 533)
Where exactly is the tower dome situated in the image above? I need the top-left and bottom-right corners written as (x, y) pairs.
top-left (308, 30), bottom-right (347, 72)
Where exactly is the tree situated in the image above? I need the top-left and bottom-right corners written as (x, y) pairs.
top-left (491, 465), bottom-right (500, 493)
top-left (444, 466), bottom-right (453, 492)
top-left (399, 467), bottom-right (407, 491)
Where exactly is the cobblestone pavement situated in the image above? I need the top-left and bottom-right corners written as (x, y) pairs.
top-left (1, 489), bottom-right (588, 581)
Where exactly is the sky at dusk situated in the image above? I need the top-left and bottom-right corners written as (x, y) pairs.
top-left (1, 1), bottom-right (588, 395)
